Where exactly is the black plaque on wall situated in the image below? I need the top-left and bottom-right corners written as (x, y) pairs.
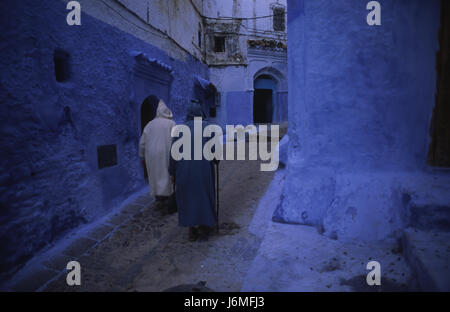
top-left (97, 144), bottom-right (117, 169)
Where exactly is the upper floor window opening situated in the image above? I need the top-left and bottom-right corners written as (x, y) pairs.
top-left (273, 7), bottom-right (285, 32)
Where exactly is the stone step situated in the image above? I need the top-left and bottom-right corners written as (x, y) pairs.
top-left (402, 172), bottom-right (450, 232)
top-left (409, 203), bottom-right (450, 232)
top-left (401, 228), bottom-right (450, 291)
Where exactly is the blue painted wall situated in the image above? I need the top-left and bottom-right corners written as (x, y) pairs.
top-left (287, 0), bottom-right (441, 170)
top-left (275, 0), bottom-right (442, 242)
top-left (0, 0), bottom-right (208, 280)
top-left (277, 91), bottom-right (288, 122)
top-left (226, 91), bottom-right (254, 126)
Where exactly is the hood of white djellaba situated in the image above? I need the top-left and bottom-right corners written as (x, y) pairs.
top-left (156, 99), bottom-right (173, 119)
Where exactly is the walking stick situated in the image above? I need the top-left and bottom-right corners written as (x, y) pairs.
top-left (216, 161), bottom-right (219, 234)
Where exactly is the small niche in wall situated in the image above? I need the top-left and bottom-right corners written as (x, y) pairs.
top-left (53, 49), bottom-right (71, 82)
top-left (97, 144), bottom-right (117, 169)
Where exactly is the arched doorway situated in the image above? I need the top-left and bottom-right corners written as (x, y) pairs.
top-left (253, 75), bottom-right (276, 124)
top-left (140, 95), bottom-right (159, 180)
top-left (140, 95), bottom-right (159, 133)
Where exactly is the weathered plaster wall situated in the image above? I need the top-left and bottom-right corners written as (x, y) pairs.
top-left (245, 0), bottom-right (287, 41)
top-left (274, 0), bottom-right (442, 242)
top-left (203, 0), bottom-right (241, 19)
top-left (60, 0), bottom-right (184, 62)
top-left (204, 19), bottom-right (248, 66)
top-left (203, 0), bottom-right (287, 40)
top-left (115, 0), bottom-right (208, 61)
top-left (0, 0), bottom-right (208, 280)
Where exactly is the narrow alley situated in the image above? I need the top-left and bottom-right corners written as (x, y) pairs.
top-left (1, 0), bottom-right (449, 294)
top-left (8, 126), bottom-right (420, 292)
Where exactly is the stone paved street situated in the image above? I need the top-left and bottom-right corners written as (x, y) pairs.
top-left (38, 146), bottom-right (276, 292)
top-left (6, 141), bottom-right (425, 292)
top-left (4, 127), bottom-right (428, 292)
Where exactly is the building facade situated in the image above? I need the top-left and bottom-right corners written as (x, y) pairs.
top-left (204, 0), bottom-right (288, 127)
top-left (0, 0), bottom-right (288, 283)
top-left (0, 0), bottom-right (213, 281)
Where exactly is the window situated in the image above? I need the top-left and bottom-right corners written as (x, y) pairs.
top-left (53, 49), bottom-right (70, 82)
top-left (273, 8), bottom-right (285, 31)
top-left (214, 36), bottom-right (225, 53)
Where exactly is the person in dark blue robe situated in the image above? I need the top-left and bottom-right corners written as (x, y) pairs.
top-left (169, 101), bottom-right (217, 241)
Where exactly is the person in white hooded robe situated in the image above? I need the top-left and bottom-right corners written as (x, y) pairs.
top-left (139, 99), bottom-right (176, 207)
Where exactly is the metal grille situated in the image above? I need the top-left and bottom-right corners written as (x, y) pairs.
top-left (273, 8), bottom-right (285, 32)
